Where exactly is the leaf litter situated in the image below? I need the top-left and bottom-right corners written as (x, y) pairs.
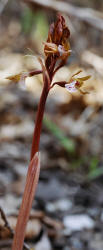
top-left (1, 1), bottom-right (103, 249)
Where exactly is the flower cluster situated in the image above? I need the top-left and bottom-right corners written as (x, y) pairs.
top-left (6, 14), bottom-right (91, 94)
top-left (44, 14), bottom-right (71, 79)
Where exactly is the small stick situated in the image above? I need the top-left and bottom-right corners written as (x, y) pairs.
top-left (0, 207), bottom-right (30, 250)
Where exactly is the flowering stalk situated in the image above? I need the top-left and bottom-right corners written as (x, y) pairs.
top-left (12, 69), bottom-right (50, 250)
top-left (12, 153), bottom-right (40, 250)
top-left (6, 14), bottom-right (91, 250)
top-left (30, 67), bottom-right (50, 159)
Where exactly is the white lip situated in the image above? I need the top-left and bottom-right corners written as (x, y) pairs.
top-left (65, 80), bottom-right (77, 93)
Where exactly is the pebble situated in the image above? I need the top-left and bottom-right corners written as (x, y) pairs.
top-left (46, 199), bottom-right (72, 212)
top-left (63, 214), bottom-right (95, 232)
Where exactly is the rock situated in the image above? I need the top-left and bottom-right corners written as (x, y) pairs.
top-left (46, 199), bottom-right (72, 213)
top-left (63, 214), bottom-right (94, 232)
top-left (36, 179), bottom-right (68, 201)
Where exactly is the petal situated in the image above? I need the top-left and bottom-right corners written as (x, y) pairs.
top-left (47, 23), bottom-right (55, 43)
top-left (77, 75), bottom-right (91, 81)
top-left (53, 15), bottom-right (63, 44)
top-left (65, 81), bottom-right (77, 93)
top-left (58, 45), bottom-right (71, 57)
top-left (72, 70), bottom-right (82, 77)
top-left (58, 45), bottom-right (64, 56)
top-left (6, 72), bottom-right (31, 83)
top-left (6, 73), bottom-right (22, 82)
top-left (44, 42), bottom-right (57, 50)
top-left (78, 89), bottom-right (89, 94)
top-left (44, 42), bottom-right (58, 55)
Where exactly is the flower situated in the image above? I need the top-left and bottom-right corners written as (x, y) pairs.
top-left (51, 70), bottom-right (91, 93)
top-left (6, 69), bottom-right (42, 86)
top-left (44, 14), bottom-right (70, 59)
top-left (6, 72), bottom-right (29, 83)
top-left (44, 14), bottom-right (71, 78)
top-left (65, 70), bottom-right (91, 94)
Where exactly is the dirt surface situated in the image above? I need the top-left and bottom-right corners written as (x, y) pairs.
top-left (0, 1), bottom-right (103, 249)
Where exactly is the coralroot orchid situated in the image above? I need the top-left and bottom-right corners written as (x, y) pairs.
top-left (44, 14), bottom-right (71, 80)
top-left (65, 70), bottom-right (91, 94)
top-left (7, 14), bottom-right (91, 250)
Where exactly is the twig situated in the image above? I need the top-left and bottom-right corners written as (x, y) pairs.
top-left (0, 0), bottom-right (8, 14)
top-left (23, 0), bottom-right (103, 30)
top-left (0, 206), bottom-right (14, 236)
top-left (0, 207), bottom-right (30, 250)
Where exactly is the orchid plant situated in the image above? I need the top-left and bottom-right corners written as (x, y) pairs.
top-left (7, 14), bottom-right (91, 250)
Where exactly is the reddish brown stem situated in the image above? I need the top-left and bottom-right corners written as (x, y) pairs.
top-left (12, 81), bottom-right (49, 250)
top-left (29, 69), bottom-right (42, 77)
top-left (30, 82), bottom-right (49, 160)
top-left (12, 153), bottom-right (40, 250)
